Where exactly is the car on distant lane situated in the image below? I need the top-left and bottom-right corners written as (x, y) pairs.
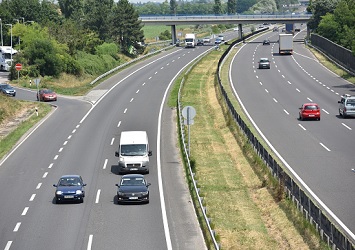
top-left (258, 58), bottom-right (270, 69)
top-left (37, 88), bottom-right (57, 101)
top-left (338, 94), bottom-right (355, 118)
top-left (215, 38), bottom-right (222, 45)
top-left (0, 83), bottom-right (16, 96)
top-left (203, 37), bottom-right (211, 43)
top-left (53, 175), bottom-right (86, 204)
top-left (263, 39), bottom-right (270, 45)
top-left (115, 174), bottom-right (150, 204)
top-left (299, 103), bottom-right (320, 120)
top-left (196, 39), bottom-right (204, 46)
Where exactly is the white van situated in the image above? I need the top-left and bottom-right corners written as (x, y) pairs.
top-left (115, 131), bottom-right (152, 174)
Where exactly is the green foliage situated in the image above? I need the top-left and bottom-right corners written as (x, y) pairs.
top-left (249, 0), bottom-right (277, 14)
top-left (76, 50), bottom-right (121, 75)
top-left (159, 30), bottom-right (171, 40)
top-left (95, 43), bottom-right (119, 59)
top-left (110, 0), bottom-right (144, 55)
top-left (307, 0), bottom-right (340, 30)
top-left (25, 39), bottom-right (63, 77)
top-left (227, 0), bottom-right (237, 14)
top-left (214, 0), bottom-right (223, 14)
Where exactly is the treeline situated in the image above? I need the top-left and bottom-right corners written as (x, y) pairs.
top-left (307, 0), bottom-right (355, 55)
top-left (135, 0), bottom-right (299, 15)
top-left (0, 0), bottom-right (144, 79)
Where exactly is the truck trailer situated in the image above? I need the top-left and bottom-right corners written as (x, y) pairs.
top-left (0, 46), bottom-right (18, 71)
top-left (185, 33), bottom-right (196, 48)
top-left (278, 34), bottom-right (293, 55)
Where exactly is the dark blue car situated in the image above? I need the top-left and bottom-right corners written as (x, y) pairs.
top-left (115, 174), bottom-right (150, 204)
top-left (53, 175), bottom-right (86, 204)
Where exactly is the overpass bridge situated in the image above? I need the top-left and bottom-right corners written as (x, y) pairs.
top-left (139, 14), bottom-right (312, 43)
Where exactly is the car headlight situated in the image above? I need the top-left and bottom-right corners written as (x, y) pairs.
top-left (76, 190), bottom-right (83, 195)
top-left (118, 191), bottom-right (124, 196)
top-left (56, 191), bottom-right (63, 195)
top-left (141, 191), bottom-right (149, 196)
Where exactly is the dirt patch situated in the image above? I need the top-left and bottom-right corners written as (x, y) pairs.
top-left (0, 105), bottom-right (35, 139)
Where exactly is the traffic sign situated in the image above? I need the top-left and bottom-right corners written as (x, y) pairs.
top-left (15, 63), bottom-right (22, 71)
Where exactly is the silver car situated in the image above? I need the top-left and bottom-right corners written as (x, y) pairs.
top-left (258, 58), bottom-right (270, 69)
top-left (338, 94), bottom-right (355, 118)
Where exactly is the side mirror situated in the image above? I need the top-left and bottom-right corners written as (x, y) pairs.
top-left (147, 183), bottom-right (151, 187)
top-left (115, 184), bottom-right (119, 187)
top-left (53, 184), bottom-right (57, 187)
top-left (83, 184), bottom-right (87, 186)
top-left (148, 150), bottom-right (152, 156)
top-left (338, 101), bottom-right (341, 103)
top-left (115, 151), bottom-right (119, 157)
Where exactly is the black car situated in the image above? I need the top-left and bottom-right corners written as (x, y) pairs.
top-left (196, 39), bottom-right (204, 46)
top-left (115, 174), bottom-right (150, 204)
top-left (0, 83), bottom-right (16, 96)
top-left (263, 39), bottom-right (270, 45)
top-left (53, 175), bottom-right (86, 204)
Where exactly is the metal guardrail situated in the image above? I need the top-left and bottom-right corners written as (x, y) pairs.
top-left (215, 34), bottom-right (355, 250)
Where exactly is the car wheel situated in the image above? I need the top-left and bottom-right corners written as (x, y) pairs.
top-left (299, 114), bottom-right (302, 120)
top-left (80, 198), bottom-right (84, 203)
top-left (55, 199), bottom-right (60, 204)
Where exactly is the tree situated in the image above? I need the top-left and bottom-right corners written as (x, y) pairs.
top-left (170, 0), bottom-right (177, 15)
top-left (110, 0), bottom-right (144, 55)
top-left (227, 0), bottom-right (237, 14)
top-left (83, 0), bottom-right (114, 41)
top-left (214, 0), bottom-right (223, 14)
top-left (58, 0), bottom-right (84, 19)
top-left (307, 0), bottom-right (339, 30)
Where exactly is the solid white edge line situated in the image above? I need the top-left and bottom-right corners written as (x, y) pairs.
top-left (87, 235), bottom-right (93, 250)
top-left (341, 123), bottom-right (352, 130)
top-left (229, 44), bottom-right (355, 241)
top-left (157, 48), bottom-right (212, 250)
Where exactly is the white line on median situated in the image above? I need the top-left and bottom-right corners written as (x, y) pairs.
top-left (21, 207), bottom-right (29, 216)
top-left (4, 241), bottom-right (12, 250)
top-left (341, 123), bottom-right (352, 130)
top-left (103, 159), bottom-right (108, 170)
top-left (87, 235), bottom-right (93, 250)
top-left (298, 124), bottom-right (306, 130)
top-left (320, 143), bottom-right (331, 151)
top-left (95, 190), bottom-right (101, 204)
top-left (13, 222), bottom-right (21, 232)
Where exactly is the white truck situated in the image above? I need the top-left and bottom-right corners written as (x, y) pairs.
top-left (115, 131), bottom-right (152, 174)
top-left (278, 34), bottom-right (293, 55)
top-left (185, 33), bottom-right (196, 48)
top-left (0, 46), bottom-right (18, 71)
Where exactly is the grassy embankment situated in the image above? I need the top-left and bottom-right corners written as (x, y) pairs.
top-left (168, 41), bottom-right (332, 249)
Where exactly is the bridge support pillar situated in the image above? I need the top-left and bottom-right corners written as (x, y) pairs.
top-left (238, 24), bottom-right (243, 39)
top-left (171, 25), bottom-right (177, 44)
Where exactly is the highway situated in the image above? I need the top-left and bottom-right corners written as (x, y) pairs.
top-left (0, 42), bottom-right (230, 249)
top-left (230, 29), bottom-right (355, 235)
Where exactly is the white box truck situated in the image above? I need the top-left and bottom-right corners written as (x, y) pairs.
top-left (185, 33), bottom-right (196, 48)
top-left (278, 34), bottom-right (293, 55)
top-left (0, 46), bottom-right (18, 71)
top-left (115, 131), bottom-right (152, 174)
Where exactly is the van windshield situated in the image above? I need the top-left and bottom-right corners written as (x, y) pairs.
top-left (121, 144), bottom-right (147, 156)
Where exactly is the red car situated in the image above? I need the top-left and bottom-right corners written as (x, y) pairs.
top-left (37, 89), bottom-right (57, 101)
top-left (299, 103), bottom-right (320, 120)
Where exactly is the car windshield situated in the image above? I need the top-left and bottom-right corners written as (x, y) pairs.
top-left (260, 59), bottom-right (269, 63)
top-left (121, 177), bottom-right (145, 186)
top-left (43, 89), bottom-right (54, 94)
top-left (59, 177), bottom-right (81, 186)
top-left (120, 144), bottom-right (147, 156)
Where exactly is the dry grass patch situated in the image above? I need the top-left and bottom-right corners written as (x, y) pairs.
top-left (180, 45), bottom-right (325, 249)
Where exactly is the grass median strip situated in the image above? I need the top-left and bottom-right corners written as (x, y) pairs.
top-left (178, 45), bottom-right (325, 249)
